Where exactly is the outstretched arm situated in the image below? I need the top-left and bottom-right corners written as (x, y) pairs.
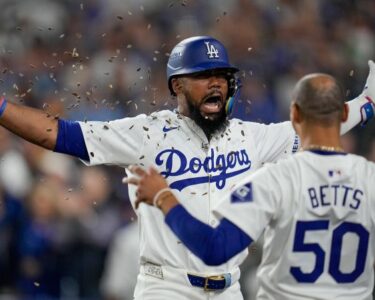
top-left (0, 98), bottom-right (89, 160)
top-left (125, 165), bottom-right (253, 266)
top-left (0, 98), bottom-right (58, 150)
top-left (341, 60), bottom-right (375, 134)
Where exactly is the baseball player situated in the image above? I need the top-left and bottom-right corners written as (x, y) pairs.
top-left (129, 73), bottom-right (375, 300)
top-left (0, 36), bottom-right (374, 299)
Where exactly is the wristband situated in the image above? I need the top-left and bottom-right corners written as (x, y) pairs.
top-left (0, 97), bottom-right (7, 118)
top-left (153, 188), bottom-right (172, 208)
top-left (360, 97), bottom-right (374, 126)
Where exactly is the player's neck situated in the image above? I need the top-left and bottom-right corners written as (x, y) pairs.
top-left (299, 125), bottom-right (343, 152)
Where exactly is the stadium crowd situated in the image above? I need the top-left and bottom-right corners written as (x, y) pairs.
top-left (0, 0), bottom-right (374, 299)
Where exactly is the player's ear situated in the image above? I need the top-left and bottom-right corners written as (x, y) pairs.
top-left (290, 102), bottom-right (302, 134)
top-left (171, 78), bottom-right (183, 95)
top-left (290, 102), bottom-right (302, 124)
top-left (341, 103), bottom-right (349, 122)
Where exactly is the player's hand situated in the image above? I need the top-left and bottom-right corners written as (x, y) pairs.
top-left (123, 165), bottom-right (169, 209)
top-left (362, 60), bottom-right (375, 104)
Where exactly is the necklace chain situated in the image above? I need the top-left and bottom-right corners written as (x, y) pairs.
top-left (302, 144), bottom-right (345, 152)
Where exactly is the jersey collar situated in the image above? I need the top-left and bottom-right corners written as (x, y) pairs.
top-left (306, 149), bottom-right (347, 156)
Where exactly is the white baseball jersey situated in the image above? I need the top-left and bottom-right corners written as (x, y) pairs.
top-left (79, 110), bottom-right (298, 275)
top-left (215, 151), bottom-right (375, 300)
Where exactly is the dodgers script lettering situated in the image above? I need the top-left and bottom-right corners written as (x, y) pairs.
top-left (155, 148), bottom-right (251, 191)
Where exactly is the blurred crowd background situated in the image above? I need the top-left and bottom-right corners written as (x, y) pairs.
top-left (0, 0), bottom-right (374, 299)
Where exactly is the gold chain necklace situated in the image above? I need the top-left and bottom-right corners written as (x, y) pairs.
top-left (302, 144), bottom-right (345, 153)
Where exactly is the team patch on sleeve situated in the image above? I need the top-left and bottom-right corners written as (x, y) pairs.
top-left (231, 183), bottom-right (253, 203)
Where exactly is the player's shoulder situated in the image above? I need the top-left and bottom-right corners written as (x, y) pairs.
top-left (229, 118), bottom-right (292, 132)
top-left (108, 110), bottom-right (177, 126)
top-left (346, 152), bottom-right (375, 173)
top-left (148, 109), bottom-right (178, 122)
top-left (251, 153), bottom-right (300, 183)
top-left (228, 117), bottom-right (263, 129)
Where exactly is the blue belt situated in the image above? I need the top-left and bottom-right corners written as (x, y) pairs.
top-left (187, 273), bottom-right (232, 291)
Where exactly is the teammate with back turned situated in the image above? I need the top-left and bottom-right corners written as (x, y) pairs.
top-left (129, 73), bottom-right (375, 300)
top-left (0, 36), bottom-right (375, 299)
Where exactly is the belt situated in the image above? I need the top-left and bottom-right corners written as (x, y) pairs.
top-left (187, 273), bottom-right (232, 291)
top-left (141, 262), bottom-right (239, 291)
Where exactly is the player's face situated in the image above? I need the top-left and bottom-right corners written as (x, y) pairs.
top-left (176, 70), bottom-right (229, 119)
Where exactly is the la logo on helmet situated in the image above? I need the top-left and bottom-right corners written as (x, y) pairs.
top-left (205, 42), bottom-right (219, 58)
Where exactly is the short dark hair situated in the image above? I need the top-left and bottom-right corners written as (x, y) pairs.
top-left (293, 73), bottom-right (345, 126)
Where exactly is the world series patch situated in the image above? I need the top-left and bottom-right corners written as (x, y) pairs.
top-left (231, 183), bottom-right (253, 203)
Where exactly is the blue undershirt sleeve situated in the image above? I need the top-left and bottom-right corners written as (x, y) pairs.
top-left (54, 119), bottom-right (89, 161)
top-left (165, 204), bottom-right (253, 266)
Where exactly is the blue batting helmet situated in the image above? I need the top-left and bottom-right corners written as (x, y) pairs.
top-left (167, 36), bottom-right (240, 111)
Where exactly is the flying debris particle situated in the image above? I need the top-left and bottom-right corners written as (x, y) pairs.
top-left (128, 11), bottom-right (133, 15)
top-left (247, 47), bottom-right (252, 52)
top-left (34, 282), bottom-right (40, 287)
top-left (147, 24), bottom-right (151, 30)
top-left (72, 92), bottom-right (80, 99)
top-left (143, 126), bottom-right (149, 131)
top-left (117, 16), bottom-right (123, 20)
top-left (46, 128), bottom-right (52, 132)
top-left (241, 130), bottom-right (245, 136)
top-left (223, 11), bottom-right (227, 16)
top-left (16, 26), bottom-right (22, 31)
top-left (80, 3), bottom-right (84, 10)
top-left (181, 0), bottom-right (187, 6)
top-left (108, 56), bottom-right (117, 62)
top-left (68, 188), bottom-right (73, 193)
top-left (103, 125), bottom-right (109, 130)
top-left (349, 70), bottom-right (354, 77)
top-left (127, 44), bottom-right (133, 49)
top-left (2, 68), bottom-right (7, 74)
top-left (129, 125), bottom-right (134, 130)
top-left (72, 48), bottom-right (79, 57)
top-left (139, 155), bottom-right (145, 160)
top-left (137, 67), bottom-right (141, 72)
top-left (59, 34), bottom-right (65, 39)
top-left (90, 152), bottom-right (95, 157)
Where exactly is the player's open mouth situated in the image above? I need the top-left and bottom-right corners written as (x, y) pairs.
top-left (201, 95), bottom-right (223, 114)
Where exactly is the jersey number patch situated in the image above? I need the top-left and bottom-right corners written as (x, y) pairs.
top-left (290, 220), bottom-right (369, 283)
